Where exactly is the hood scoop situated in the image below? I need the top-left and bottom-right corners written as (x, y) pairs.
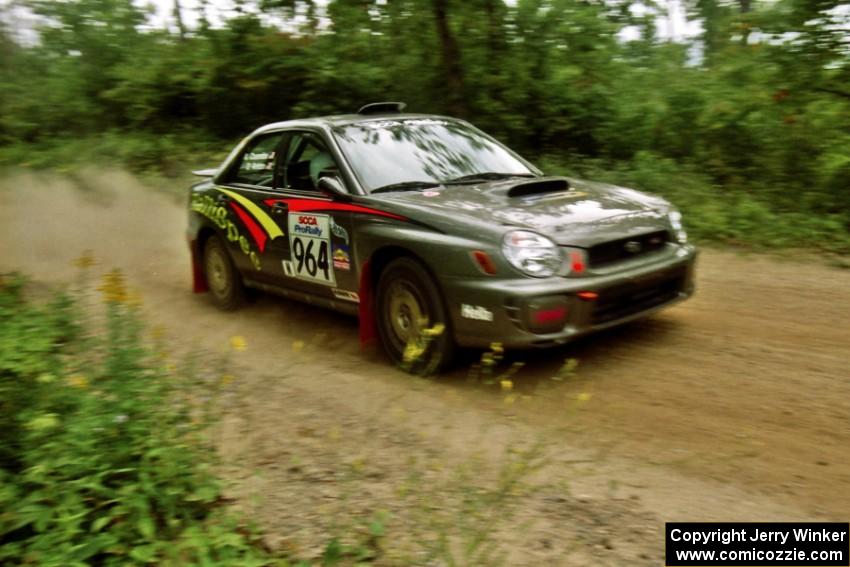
top-left (507, 177), bottom-right (571, 198)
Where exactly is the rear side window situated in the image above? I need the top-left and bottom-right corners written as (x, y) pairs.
top-left (226, 133), bottom-right (284, 187)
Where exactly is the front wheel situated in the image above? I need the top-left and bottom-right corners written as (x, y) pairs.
top-left (376, 257), bottom-right (456, 375)
top-left (203, 235), bottom-right (245, 310)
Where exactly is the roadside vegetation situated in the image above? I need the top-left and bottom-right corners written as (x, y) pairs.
top-left (0, 267), bottom-right (553, 565)
top-left (1, 0), bottom-right (848, 253)
top-left (0, 270), bottom-right (280, 565)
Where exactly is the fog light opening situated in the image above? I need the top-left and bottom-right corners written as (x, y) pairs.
top-left (533, 307), bottom-right (568, 325)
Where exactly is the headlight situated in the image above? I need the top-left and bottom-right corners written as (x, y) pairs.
top-left (669, 210), bottom-right (687, 243)
top-left (502, 230), bottom-right (563, 278)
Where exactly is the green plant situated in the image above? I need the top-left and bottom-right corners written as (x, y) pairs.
top-left (0, 272), bottom-right (279, 566)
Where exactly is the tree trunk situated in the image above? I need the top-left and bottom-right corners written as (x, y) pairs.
top-left (173, 0), bottom-right (187, 39)
top-left (432, 0), bottom-right (467, 117)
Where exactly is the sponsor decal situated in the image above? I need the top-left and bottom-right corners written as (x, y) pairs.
top-left (330, 217), bottom-right (349, 243)
top-left (332, 289), bottom-right (360, 303)
top-left (191, 188), bottom-right (285, 269)
top-left (287, 213), bottom-right (335, 286)
top-left (241, 151), bottom-right (275, 172)
top-left (332, 244), bottom-right (351, 271)
top-left (191, 194), bottom-right (262, 270)
top-left (461, 304), bottom-right (494, 322)
top-left (293, 214), bottom-right (324, 237)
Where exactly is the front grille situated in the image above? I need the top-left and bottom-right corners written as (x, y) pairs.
top-left (592, 268), bottom-right (686, 325)
top-left (587, 230), bottom-right (669, 268)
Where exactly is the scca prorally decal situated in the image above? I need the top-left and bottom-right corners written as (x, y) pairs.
top-left (287, 213), bottom-right (335, 286)
top-left (192, 194), bottom-right (261, 270)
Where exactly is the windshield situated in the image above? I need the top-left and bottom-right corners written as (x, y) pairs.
top-left (331, 119), bottom-right (536, 193)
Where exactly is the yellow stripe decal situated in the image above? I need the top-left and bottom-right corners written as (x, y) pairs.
top-left (217, 188), bottom-right (284, 240)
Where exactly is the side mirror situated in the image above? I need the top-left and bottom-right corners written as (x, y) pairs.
top-left (317, 176), bottom-right (349, 200)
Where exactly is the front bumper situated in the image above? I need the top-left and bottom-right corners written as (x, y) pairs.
top-left (442, 244), bottom-right (697, 349)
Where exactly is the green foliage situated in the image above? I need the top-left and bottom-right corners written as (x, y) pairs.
top-left (0, 0), bottom-right (848, 250)
top-left (0, 273), bottom-right (278, 566)
top-left (541, 152), bottom-right (850, 252)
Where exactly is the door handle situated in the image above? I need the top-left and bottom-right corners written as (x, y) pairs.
top-left (215, 193), bottom-right (230, 204)
top-left (271, 202), bottom-right (288, 215)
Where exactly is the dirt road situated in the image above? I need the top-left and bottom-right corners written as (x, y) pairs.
top-left (2, 170), bottom-right (849, 565)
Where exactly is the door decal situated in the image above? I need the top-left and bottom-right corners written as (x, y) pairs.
top-left (263, 198), bottom-right (409, 221)
top-left (228, 202), bottom-right (268, 252)
top-left (217, 188), bottom-right (285, 241)
top-left (287, 213), bottom-right (335, 286)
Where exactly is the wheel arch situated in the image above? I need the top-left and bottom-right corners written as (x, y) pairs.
top-left (358, 244), bottom-right (443, 348)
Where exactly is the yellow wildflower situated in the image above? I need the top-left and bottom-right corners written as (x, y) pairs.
top-left (292, 340), bottom-right (305, 352)
top-left (229, 335), bottom-right (247, 351)
top-left (420, 323), bottom-right (445, 337)
top-left (402, 342), bottom-right (426, 363)
top-left (500, 379), bottom-right (514, 392)
top-left (27, 413), bottom-right (60, 431)
top-left (98, 269), bottom-right (127, 303)
top-left (503, 393), bottom-right (517, 405)
top-left (72, 250), bottom-right (96, 269)
top-left (66, 374), bottom-right (89, 389)
top-left (576, 392), bottom-right (592, 403)
top-left (36, 373), bottom-right (56, 384)
top-left (220, 374), bottom-right (235, 386)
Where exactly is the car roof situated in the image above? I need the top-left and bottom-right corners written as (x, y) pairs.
top-left (253, 113), bottom-right (462, 135)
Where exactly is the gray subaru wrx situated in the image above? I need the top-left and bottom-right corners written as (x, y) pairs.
top-left (187, 103), bottom-right (697, 373)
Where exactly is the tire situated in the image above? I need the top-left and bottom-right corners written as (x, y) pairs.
top-left (202, 235), bottom-right (245, 310)
top-left (376, 257), bottom-right (456, 375)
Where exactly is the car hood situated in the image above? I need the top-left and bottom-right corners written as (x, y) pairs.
top-left (373, 177), bottom-right (673, 247)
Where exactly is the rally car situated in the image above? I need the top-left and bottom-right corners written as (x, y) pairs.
top-left (187, 102), bottom-right (697, 372)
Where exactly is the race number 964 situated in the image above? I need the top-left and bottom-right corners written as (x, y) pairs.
top-left (293, 237), bottom-right (330, 280)
top-left (287, 213), bottom-right (336, 286)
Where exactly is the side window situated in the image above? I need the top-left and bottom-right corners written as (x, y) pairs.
top-left (226, 133), bottom-right (284, 187)
top-left (282, 133), bottom-right (342, 193)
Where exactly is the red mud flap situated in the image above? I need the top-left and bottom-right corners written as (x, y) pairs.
top-left (188, 237), bottom-right (208, 293)
top-left (358, 259), bottom-right (377, 349)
